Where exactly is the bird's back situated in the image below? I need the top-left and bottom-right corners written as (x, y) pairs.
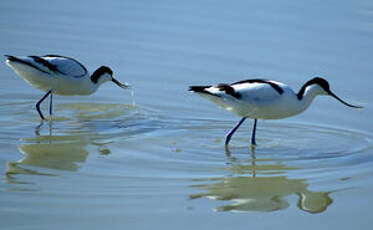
top-left (230, 81), bottom-right (298, 118)
top-left (41, 55), bottom-right (88, 78)
top-left (190, 79), bottom-right (300, 119)
top-left (5, 55), bottom-right (94, 95)
top-left (6, 55), bottom-right (88, 78)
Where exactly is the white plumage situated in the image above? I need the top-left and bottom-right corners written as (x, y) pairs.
top-left (190, 77), bottom-right (362, 146)
top-left (5, 54), bottom-right (130, 120)
top-left (196, 80), bottom-right (298, 119)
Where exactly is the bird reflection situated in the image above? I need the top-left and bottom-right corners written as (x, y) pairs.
top-left (5, 102), bottom-right (131, 185)
top-left (190, 147), bottom-right (332, 214)
top-left (34, 119), bottom-right (53, 138)
top-left (5, 122), bottom-right (90, 183)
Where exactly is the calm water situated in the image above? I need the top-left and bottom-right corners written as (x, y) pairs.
top-left (1, 0), bottom-right (373, 229)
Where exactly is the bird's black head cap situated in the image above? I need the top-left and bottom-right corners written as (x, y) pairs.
top-left (297, 77), bottom-right (330, 99)
top-left (308, 77), bottom-right (330, 92)
top-left (91, 66), bottom-right (113, 83)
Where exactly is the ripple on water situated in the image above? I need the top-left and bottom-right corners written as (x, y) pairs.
top-left (168, 118), bottom-right (373, 214)
top-left (4, 104), bottom-right (373, 214)
top-left (174, 118), bottom-right (372, 158)
top-left (5, 102), bottom-right (153, 176)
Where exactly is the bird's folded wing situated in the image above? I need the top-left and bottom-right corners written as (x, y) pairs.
top-left (42, 55), bottom-right (88, 78)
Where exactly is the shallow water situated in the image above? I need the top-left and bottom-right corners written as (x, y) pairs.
top-left (1, 0), bottom-right (373, 229)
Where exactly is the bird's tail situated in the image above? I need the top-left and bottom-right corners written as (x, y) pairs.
top-left (4, 55), bottom-right (29, 69)
top-left (4, 55), bottom-right (17, 62)
top-left (4, 55), bottom-right (26, 66)
top-left (189, 85), bottom-right (211, 93)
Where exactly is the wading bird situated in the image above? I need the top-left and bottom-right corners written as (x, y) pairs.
top-left (5, 54), bottom-right (129, 120)
top-left (189, 77), bottom-right (362, 146)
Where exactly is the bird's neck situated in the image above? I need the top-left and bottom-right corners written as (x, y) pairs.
top-left (296, 85), bottom-right (324, 112)
top-left (89, 71), bottom-right (110, 94)
top-left (89, 81), bottom-right (100, 94)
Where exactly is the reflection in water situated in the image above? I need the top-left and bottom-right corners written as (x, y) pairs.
top-left (57, 103), bottom-right (135, 121)
top-left (190, 149), bottom-right (332, 214)
top-left (5, 103), bottom-right (132, 182)
top-left (4, 102), bottom-right (141, 186)
top-left (6, 134), bottom-right (90, 182)
top-left (17, 137), bottom-right (88, 171)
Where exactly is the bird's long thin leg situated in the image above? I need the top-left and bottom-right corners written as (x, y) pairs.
top-left (49, 92), bottom-right (53, 120)
top-left (225, 117), bottom-right (246, 146)
top-left (36, 90), bottom-right (52, 120)
top-left (251, 119), bottom-right (258, 145)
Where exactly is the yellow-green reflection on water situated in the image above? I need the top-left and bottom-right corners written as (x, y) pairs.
top-left (4, 102), bottom-right (138, 183)
top-left (13, 137), bottom-right (88, 172)
top-left (57, 103), bottom-right (136, 121)
top-left (190, 149), bottom-right (332, 214)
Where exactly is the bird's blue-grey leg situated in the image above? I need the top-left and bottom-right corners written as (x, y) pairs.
top-left (49, 92), bottom-right (53, 119)
top-left (251, 119), bottom-right (257, 145)
top-left (36, 90), bottom-right (52, 120)
top-left (225, 117), bottom-right (246, 146)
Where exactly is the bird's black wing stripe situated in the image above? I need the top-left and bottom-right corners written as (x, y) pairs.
top-left (231, 79), bottom-right (284, 95)
top-left (216, 84), bottom-right (241, 99)
top-left (5, 55), bottom-right (50, 74)
top-left (189, 85), bottom-right (241, 99)
top-left (29, 56), bottom-right (60, 73)
top-left (43, 54), bottom-right (88, 77)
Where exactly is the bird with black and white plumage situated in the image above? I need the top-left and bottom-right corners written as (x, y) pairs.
top-left (5, 54), bottom-right (130, 120)
top-left (189, 77), bottom-right (362, 146)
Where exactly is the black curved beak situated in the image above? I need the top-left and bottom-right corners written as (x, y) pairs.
top-left (328, 90), bottom-right (362, 109)
top-left (112, 77), bottom-right (130, 89)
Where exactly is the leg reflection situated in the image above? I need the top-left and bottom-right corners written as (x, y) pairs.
top-left (250, 146), bottom-right (256, 178)
top-left (34, 119), bottom-right (53, 140)
top-left (34, 120), bottom-right (44, 136)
